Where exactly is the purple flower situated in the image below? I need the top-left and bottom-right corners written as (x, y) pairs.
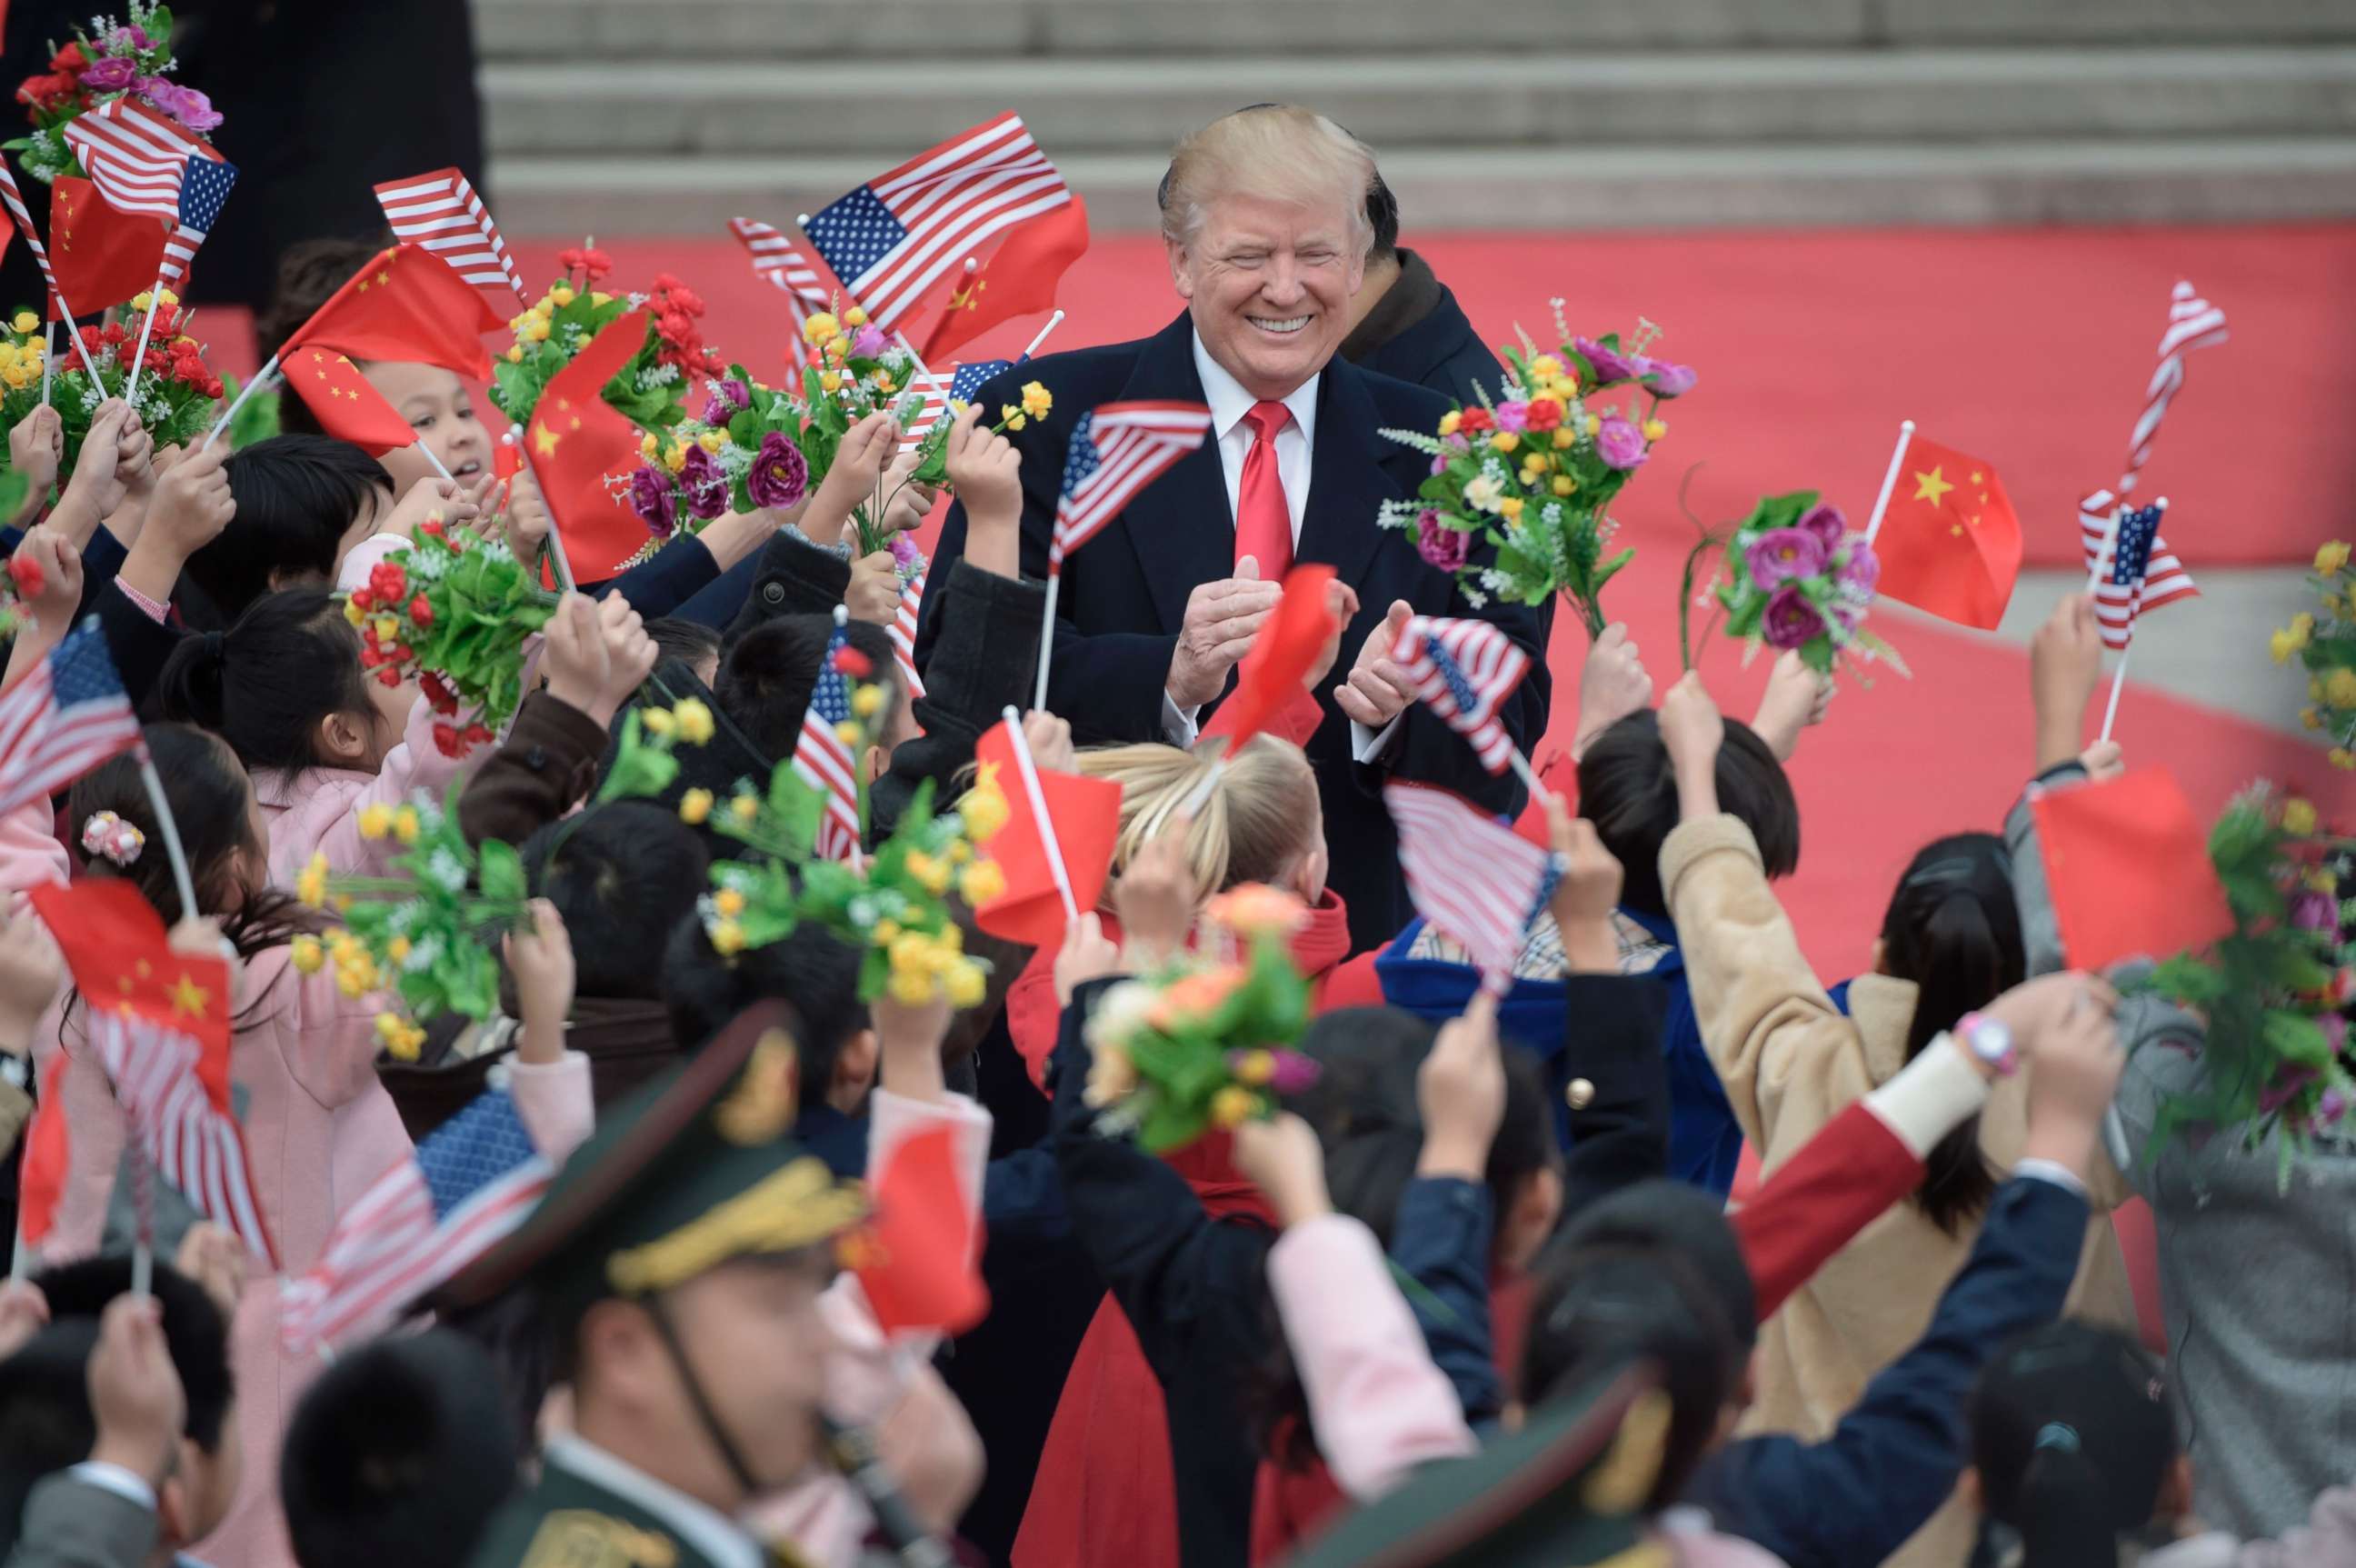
top-left (1574, 336), bottom-right (1642, 385)
top-left (109, 25), bottom-right (151, 50)
top-left (889, 531), bottom-right (923, 569)
top-left (79, 55), bottom-right (135, 90)
top-left (2320, 1086), bottom-right (2350, 1128)
top-left (1267, 1050), bottom-right (1321, 1094)
top-left (1762, 583), bottom-right (1826, 650)
top-left (678, 445), bottom-right (729, 520)
top-left (1635, 356), bottom-right (1697, 399)
top-left (1430, 454), bottom-right (1449, 476)
top-left (1493, 400), bottom-right (1530, 434)
top-left (1746, 527), bottom-right (1828, 588)
top-left (2293, 891), bottom-right (2339, 932)
top-left (2261, 1066), bottom-right (2320, 1114)
top-left (628, 465), bottom-right (677, 539)
top-left (139, 80), bottom-right (222, 132)
top-left (1416, 509), bottom-right (1470, 572)
top-left (851, 324), bottom-right (889, 360)
top-left (745, 430), bottom-right (809, 510)
top-left (1796, 503), bottom-right (1847, 554)
top-left (700, 378), bottom-right (749, 423)
top-left (1838, 539), bottom-right (1881, 598)
top-left (2325, 1014), bottom-right (2350, 1058)
top-left (1593, 416), bottom-right (1648, 471)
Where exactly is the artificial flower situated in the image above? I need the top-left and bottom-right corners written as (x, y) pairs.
top-left (679, 445), bottom-right (729, 521)
top-left (1746, 528), bottom-right (1828, 588)
top-left (1593, 417), bottom-right (1648, 470)
top-left (296, 852), bottom-right (330, 908)
top-left (746, 430), bottom-right (809, 510)
top-left (1415, 509), bottom-right (1470, 572)
top-left (1020, 381), bottom-right (1053, 420)
top-left (1573, 335), bottom-right (1643, 384)
top-left (1636, 356), bottom-right (1697, 398)
top-left (2331, 668), bottom-right (2356, 707)
top-left (1762, 582), bottom-right (1827, 650)
top-left (2281, 797), bottom-right (2319, 836)
top-left (2318, 540), bottom-right (2351, 574)
top-left (672, 698), bottom-right (715, 745)
top-left (629, 464), bottom-right (678, 538)
top-left (680, 787), bottom-right (714, 825)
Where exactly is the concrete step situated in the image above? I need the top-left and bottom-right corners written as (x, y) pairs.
top-left (487, 136), bottom-right (2356, 237)
top-left (483, 48), bottom-right (2356, 157)
top-left (474, 0), bottom-right (2356, 59)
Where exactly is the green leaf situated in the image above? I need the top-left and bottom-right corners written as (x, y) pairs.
top-left (2262, 1007), bottom-right (2332, 1068)
top-left (476, 839), bottom-right (526, 905)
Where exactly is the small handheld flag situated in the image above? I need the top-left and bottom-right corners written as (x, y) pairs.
top-left (49, 175), bottom-right (167, 313)
top-left (794, 611), bottom-right (866, 864)
top-left (284, 346), bottom-right (415, 457)
top-left (90, 1009), bottom-right (276, 1268)
top-left (730, 216), bottom-right (831, 344)
top-left (2029, 767), bottom-right (2233, 975)
top-left (1391, 615), bottom-right (1534, 778)
top-left (1206, 564), bottom-right (1339, 754)
top-left (285, 243), bottom-right (504, 379)
top-left (516, 307), bottom-right (654, 586)
top-left (1384, 783), bottom-right (1560, 995)
top-left (0, 159), bottom-right (108, 385)
top-left (375, 167), bottom-right (525, 310)
top-left (903, 355), bottom-right (1020, 454)
top-left (920, 193), bottom-right (1090, 363)
top-left (62, 96), bottom-right (228, 225)
top-left (0, 621), bottom-right (141, 820)
top-left (889, 569), bottom-right (928, 702)
top-left (1862, 426), bottom-right (2023, 631)
top-left (971, 714), bottom-right (1121, 950)
top-left (849, 1122), bottom-right (988, 1337)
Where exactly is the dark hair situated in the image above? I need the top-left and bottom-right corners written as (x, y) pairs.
top-left (255, 235), bottom-right (392, 378)
top-left (1971, 1323), bottom-right (2176, 1568)
top-left (1576, 712), bottom-right (1799, 917)
top-left (1364, 170), bottom-right (1400, 260)
top-left (1551, 1179), bottom-right (1758, 1353)
top-left (523, 804), bottom-right (711, 1001)
top-left (714, 615), bottom-right (900, 764)
top-left (173, 435), bottom-right (393, 626)
top-left (664, 918), bottom-right (869, 1108)
top-left (645, 617), bottom-right (722, 680)
top-left (281, 1329), bottom-right (519, 1568)
top-left (1881, 833), bottom-right (2017, 1233)
top-left (156, 588), bottom-right (377, 778)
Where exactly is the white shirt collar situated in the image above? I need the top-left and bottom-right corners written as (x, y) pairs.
top-left (544, 1433), bottom-right (766, 1568)
top-left (1190, 328), bottom-right (1319, 451)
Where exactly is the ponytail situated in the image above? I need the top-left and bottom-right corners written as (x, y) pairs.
top-left (1078, 734), bottom-right (1319, 899)
top-left (155, 588), bottom-right (374, 777)
top-left (1971, 1323), bottom-right (2176, 1568)
top-left (2011, 1432), bottom-right (2125, 1568)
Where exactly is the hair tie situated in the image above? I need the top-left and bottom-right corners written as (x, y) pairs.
top-left (80, 811), bottom-right (144, 867)
top-left (2033, 1422), bottom-right (2081, 1454)
top-left (199, 629), bottom-right (225, 664)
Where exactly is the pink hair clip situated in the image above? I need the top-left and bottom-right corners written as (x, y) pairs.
top-left (80, 811), bottom-right (145, 867)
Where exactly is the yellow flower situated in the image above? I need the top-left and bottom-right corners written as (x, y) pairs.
top-left (907, 852), bottom-right (952, 896)
top-left (663, 443), bottom-right (689, 474)
top-left (641, 433), bottom-right (659, 458)
top-left (550, 285), bottom-right (576, 306)
top-left (1552, 427), bottom-right (1575, 449)
top-left (296, 852), bottom-right (329, 908)
top-left (824, 337), bottom-right (847, 364)
top-left (357, 804), bottom-right (394, 841)
top-left (1082, 1040), bottom-right (1138, 1109)
top-left (2318, 540), bottom-right (2351, 575)
top-left (372, 615), bottom-right (399, 644)
top-left (335, 964), bottom-right (373, 999)
top-left (385, 935), bottom-right (411, 964)
top-left (1642, 418), bottom-right (1668, 442)
top-left (958, 774), bottom-right (1010, 842)
top-left (889, 965), bottom-right (937, 1005)
top-left (2272, 621), bottom-right (2312, 664)
top-left (697, 430), bottom-right (725, 454)
top-left (374, 1011), bottom-right (404, 1044)
top-left (945, 960), bottom-right (986, 1010)
top-left (1233, 1049), bottom-right (1274, 1086)
top-left (820, 371), bottom-right (844, 394)
top-left (873, 918), bottom-right (902, 946)
top-left (392, 806), bottom-right (422, 845)
top-left (2334, 748), bottom-right (2355, 771)
top-left (0, 365), bottom-right (25, 390)
top-left (2306, 706), bottom-right (2326, 730)
top-left (732, 793), bottom-right (761, 824)
top-left (874, 373), bottom-right (896, 394)
top-left (2283, 798), bottom-right (2320, 836)
top-left (803, 312), bottom-right (840, 345)
top-left (834, 720), bottom-right (862, 746)
top-left (1437, 411), bottom-right (1462, 437)
top-left (1210, 1084), bottom-right (1258, 1130)
top-left (592, 291), bottom-right (614, 307)
top-left (8, 311), bottom-right (34, 335)
top-left (1552, 475), bottom-right (1577, 497)
top-left (289, 935), bottom-right (324, 974)
top-left (154, 288), bottom-right (177, 310)
top-left (504, 345), bottom-right (524, 364)
top-left (889, 932), bottom-right (936, 974)
top-left (671, 698), bottom-right (714, 745)
top-left (709, 918), bottom-right (747, 956)
top-left (1489, 431), bottom-right (1519, 454)
top-left (1530, 354), bottom-right (1564, 380)
top-left (1021, 381), bottom-right (1053, 420)
top-left (641, 707), bottom-right (675, 737)
top-left (524, 317), bottom-right (552, 343)
top-left (2328, 667), bottom-right (2356, 707)
top-left (1584, 414), bottom-right (1602, 436)
top-left (385, 1023), bottom-right (424, 1062)
top-left (842, 305), bottom-right (868, 328)
top-left (132, 292), bottom-right (152, 312)
top-left (2310, 868), bottom-right (2340, 895)
top-left (714, 886), bottom-right (747, 917)
top-left (852, 684), bottom-right (884, 717)
top-left (679, 787), bottom-right (714, 824)
top-left (1499, 497), bottom-right (1524, 521)
top-left (343, 597), bottom-right (368, 627)
top-left (948, 839), bottom-right (972, 864)
top-left (2314, 677), bottom-right (2330, 702)
top-left (1001, 404), bottom-right (1025, 432)
top-left (958, 859), bottom-right (1005, 905)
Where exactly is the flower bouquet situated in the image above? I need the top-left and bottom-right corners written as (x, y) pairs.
top-left (1689, 490), bottom-right (1906, 681)
top-left (344, 515), bottom-right (556, 758)
top-left (2280, 540), bottom-right (2354, 772)
top-left (613, 365), bottom-right (813, 548)
top-left (9, 4), bottom-right (223, 186)
top-left (0, 296), bottom-right (225, 477)
top-left (1379, 308), bottom-right (1693, 637)
top-left (1078, 886), bottom-right (1321, 1154)
top-left (286, 792), bottom-right (534, 1060)
top-left (485, 248), bottom-right (715, 435)
top-left (0, 541), bottom-right (51, 639)
top-left (2127, 786), bottom-right (2353, 1185)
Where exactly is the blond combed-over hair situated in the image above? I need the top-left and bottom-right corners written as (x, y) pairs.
top-left (1158, 105), bottom-right (1376, 257)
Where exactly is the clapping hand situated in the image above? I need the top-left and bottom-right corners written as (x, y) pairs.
top-left (1302, 577), bottom-right (1363, 691)
top-left (1168, 560), bottom-right (1282, 710)
top-left (1332, 599), bottom-right (1417, 729)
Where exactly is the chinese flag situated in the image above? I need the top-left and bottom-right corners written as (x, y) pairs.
top-left (1871, 431), bottom-right (2023, 631)
top-left (849, 1124), bottom-right (989, 1336)
top-left (525, 307), bottom-right (654, 583)
top-left (49, 175), bottom-right (169, 315)
top-left (26, 879), bottom-right (234, 1103)
top-left (1203, 563), bottom-right (1338, 753)
top-left (921, 195), bottom-right (1090, 363)
top-left (18, 1054), bottom-right (71, 1248)
top-left (2030, 767), bottom-right (2234, 974)
top-left (973, 716), bottom-right (1123, 950)
top-left (283, 346), bottom-right (416, 457)
top-left (285, 243), bottom-right (502, 378)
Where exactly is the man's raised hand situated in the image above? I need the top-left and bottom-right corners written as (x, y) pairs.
top-left (1332, 599), bottom-right (1416, 729)
top-left (1167, 560), bottom-right (1281, 710)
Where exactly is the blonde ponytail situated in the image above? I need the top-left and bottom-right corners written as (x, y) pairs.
top-left (1078, 734), bottom-right (1321, 903)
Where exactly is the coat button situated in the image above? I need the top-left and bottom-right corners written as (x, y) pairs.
top-left (761, 581), bottom-right (785, 605)
top-left (1564, 1078), bottom-right (1595, 1111)
top-left (524, 745), bottom-right (548, 772)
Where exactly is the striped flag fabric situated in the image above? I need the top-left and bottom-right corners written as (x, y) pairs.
top-left (1384, 783), bottom-right (1559, 994)
top-left (155, 155), bottom-right (234, 288)
top-left (2081, 493), bottom-right (2197, 648)
top-left (1390, 615), bottom-right (1533, 775)
top-left (1050, 402), bottom-right (1214, 569)
top-left (901, 355), bottom-right (1017, 454)
top-left (889, 569), bottom-right (928, 701)
top-left (804, 112), bottom-right (1073, 331)
top-left (375, 167), bottom-right (524, 309)
top-left (0, 621), bottom-right (141, 819)
top-left (2093, 502), bottom-right (2169, 653)
top-left (62, 96), bottom-right (227, 225)
top-left (278, 1088), bottom-right (551, 1355)
top-left (2105, 280), bottom-right (2228, 502)
top-left (91, 1009), bottom-right (277, 1267)
top-left (794, 618), bottom-right (866, 863)
top-left (731, 216), bottom-right (830, 338)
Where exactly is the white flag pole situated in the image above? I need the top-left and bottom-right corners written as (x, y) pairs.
top-left (201, 354), bottom-right (278, 452)
top-left (120, 268), bottom-right (169, 413)
top-left (39, 322), bottom-right (54, 407)
top-left (1000, 704), bottom-right (1078, 924)
top-left (2099, 648), bottom-right (2132, 743)
top-left (2096, 496), bottom-right (2164, 744)
top-left (1033, 562), bottom-right (1062, 713)
top-left (1016, 310), bottom-right (1066, 363)
top-left (1862, 419), bottom-right (1915, 546)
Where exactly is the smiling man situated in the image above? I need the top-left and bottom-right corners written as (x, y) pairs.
top-left (920, 105), bottom-right (1553, 949)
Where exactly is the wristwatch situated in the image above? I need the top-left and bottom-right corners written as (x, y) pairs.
top-left (1953, 1011), bottom-right (2019, 1077)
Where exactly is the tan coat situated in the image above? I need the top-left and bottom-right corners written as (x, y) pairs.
top-left (1662, 814), bottom-right (2136, 1568)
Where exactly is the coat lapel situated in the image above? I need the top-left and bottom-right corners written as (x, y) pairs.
top-left (1295, 358), bottom-right (1395, 594)
top-left (1106, 313), bottom-right (1233, 634)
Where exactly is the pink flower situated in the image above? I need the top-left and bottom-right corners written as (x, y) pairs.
top-left (2320, 1086), bottom-right (2350, 1128)
top-left (1746, 528), bottom-right (1827, 588)
top-left (1837, 539), bottom-right (1881, 599)
top-left (746, 431), bottom-right (809, 510)
top-left (2292, 891), bottom-right (2338, 932)
top-left (1795, 503), bottom-right (1847, 554)
top-left (851, 324), bottom-right (889, 360)
top-left (1636, 356), bottom-right (1697, 399)
top-left (1416, 509), bottom-right (1470, 572)
top-left (1593, 416), bottom-right (1648, 471)
top-left (1762, 583), bottom-right (1826, 650)
top-left (679, 446), bottom-right (729, 521)
top-left (1493, 400), bottom-right (1530, 434)
top-left (78, 55), bottom-right (135, 90)
top-left (701, 378), bottom-right (750, 423)
top-left (1574, 336), bottom-right (1642, 385)
top-left (889, 532), bottom-right (923, 569)
top-left (140, 79), bottom-right (222, 132)
top-left (628, 465), bottom-right (677, 538)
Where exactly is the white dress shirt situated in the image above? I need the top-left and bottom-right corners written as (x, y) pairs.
top-left (1164, 332), bottom-right (1400, 761)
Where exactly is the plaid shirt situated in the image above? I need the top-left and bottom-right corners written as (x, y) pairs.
top-left (1405, 908), bottom-right (1672, 983)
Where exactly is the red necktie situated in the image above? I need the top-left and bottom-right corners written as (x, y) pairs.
top-left (1233, 400), bottom-right (1293, 578)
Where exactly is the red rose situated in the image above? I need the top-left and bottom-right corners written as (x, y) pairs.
top-left (581, 248), bottom-right (614, 282)
top-left (369, 562), bottom-right (406, 600)
top-left (651, 273), bottom-right (682, 294)
top-left (99, 323), bottom-right (125, 347)
top-left (419, 518), bottom-right (444, 539)
top-left (833, 646), bottom-right (874, 678)
top-left (658, 310), bottom-right (692, 344)
top-left (52, 44), bottom-right (85, 73)
top-left (1522, 398), bottom-right (1562, 432)
top-left (203, 377), bottom-right (224, 398)
top-left (462, 723), bottom-right (494, 746)
top-left (359, 644), bottom-right (383, 669)
top-left (432, 722), bottom-right (461, 757)
top-left (6, 554), bottom-right (45, 599)
top-left (408, 594), bottom-right (433, 626)
top-left (1457, 406), bottom-right (1493, 434)
top-left (669, 286), bottom-right (705, 316)
top-left (349, 588), bottom-right (374, 610)
top-left (374, 667), bottom-right (402, 688)
top-left (419, 672), bottom-right (458, 715)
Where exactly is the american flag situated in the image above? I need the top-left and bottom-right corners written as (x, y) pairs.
top-left (890, 569), bottom-right (928, 701)
top-left (795, 618), bottom-right (866, 863)
top-left (2081, 493), bottom-right (2196, 648)
top-left (1384, 784), bottom-right (1559, 995)
top-left (901, 356), bottom-right (1016, 454)
top-left (804, 112), bottom-right (1073, 331)
top-left (92, 1010), bottom-right (277, 1267)
top-left (1391, 616), bottom-right (1533, 775)
top-left (1051, 402), bottom-right (1214, 570)
top-left (63, 97), bottom-right (228, 225)
top-left (0, 622), bottom-right (141, 819)
top-left (375, 168), bottom-right (524, 309)
top-left (2093, 502), bottom-right (2170, 653)
top-left (278, 1086), bottom-right (551, 1354)
top-left (731, 216), bottom-right (830, 338)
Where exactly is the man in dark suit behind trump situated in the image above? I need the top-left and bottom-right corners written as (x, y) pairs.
top-left (917, 104), bottom-right (1554, 952)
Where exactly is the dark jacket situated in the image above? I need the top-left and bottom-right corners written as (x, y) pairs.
top-left (1341, 250), bottom-right (1502, 406)
top-left (454, 690), bottom-right (606, 850)
top-left (378, 995), bottom-right (680, 1142)
top-left (918, 313), bottom-right (1553, 952)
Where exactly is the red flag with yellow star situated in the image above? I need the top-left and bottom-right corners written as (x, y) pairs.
top-left (285, 242), bottom-right (502, 378)
top-left (284, 345), bottom-right (416, 457)
top-left (528, 307), bottom-right (655, 582)
top-left (49, 174), bottom-right (169, 315)
top-left (921, 195), bottom-right (1089, 363)
top-left (26, 878), bottom-right (231, 1094)
top-left (1870, 431), bottom-right (2023, 631)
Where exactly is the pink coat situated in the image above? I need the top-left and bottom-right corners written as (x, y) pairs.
top-left (255, 684), bottom-right (469, 885)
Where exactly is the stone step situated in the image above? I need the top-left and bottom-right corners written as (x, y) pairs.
top-left (473, 0), bottom-right (2356, 59)
top-left (483, 48), bottom-right (2356, 157)
top-left (488, 136), bottom-right (2356, 237)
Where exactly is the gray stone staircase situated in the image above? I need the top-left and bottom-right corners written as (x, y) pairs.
top-left (476, 0), bottom-right (2356, 235)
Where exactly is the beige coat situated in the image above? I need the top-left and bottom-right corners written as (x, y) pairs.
top-left (1662, 814), bottom-right (2136, 1568)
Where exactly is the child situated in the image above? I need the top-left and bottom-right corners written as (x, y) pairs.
top-left (177, 435), bottom-right (395, 629)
